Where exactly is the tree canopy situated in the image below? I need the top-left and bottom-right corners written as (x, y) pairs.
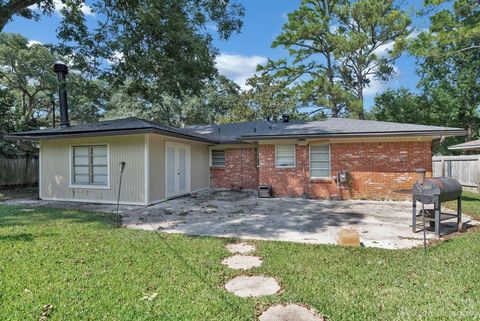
top-left (262, 0), bottom-right (411, 119)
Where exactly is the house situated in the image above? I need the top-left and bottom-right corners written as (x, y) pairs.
top-left (7, 64), bottom-right (466, 205)
top-left (8, 115), bottom-right (467, 205)
top-left (448, 139), bottom-right (480, 151)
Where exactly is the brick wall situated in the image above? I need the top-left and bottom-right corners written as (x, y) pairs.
top-left (210, 147), bottom-right (259, 190)
top-left (258, 141), bottom-right (432, 200)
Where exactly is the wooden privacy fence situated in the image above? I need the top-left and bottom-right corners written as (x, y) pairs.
top-left (0, 156), bottom-right (39, 186)
top-left (432, 155), bottom-right (480, 192)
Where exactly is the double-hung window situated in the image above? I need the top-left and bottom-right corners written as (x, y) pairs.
top-left (211, 149), bottom-right (225, 167)
top-left (310, 144), bottom-right (330, 178)
top-left (275, 144), bottom-right (295, 168)
top-left (71, 145), bottom-right (109, 187)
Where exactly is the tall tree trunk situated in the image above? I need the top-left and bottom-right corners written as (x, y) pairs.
top-left (357, 85), bottom-right (364, 120)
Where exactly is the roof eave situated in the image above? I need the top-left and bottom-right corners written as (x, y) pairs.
top-left (240, 130), bottom-right (467, 141)
top-left (6, 127), bottom-right (218, 144)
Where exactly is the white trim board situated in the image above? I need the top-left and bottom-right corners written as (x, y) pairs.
top-left (38, 141), bottom-right (42, 199)
top-left (41, 197), bottom-right (146, 206)
top-left (144, 134), bottom-right (150, 205)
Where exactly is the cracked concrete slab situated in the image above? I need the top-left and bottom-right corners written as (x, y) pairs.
top-left (224, 275), bottom-right (280, 298)
top-left (221, 255), bottom-right (262, 270)
top-left (6, 189), bottom-right (477, 249)
top-left (259, 304), bottom-right (324, 321)
top-left (225, 242), bottom-right (256, 254)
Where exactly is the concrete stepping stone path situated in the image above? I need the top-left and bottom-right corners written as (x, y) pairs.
top-left (259, 304), bottom-right (325, 321)
top-left (225, 242), bottom-right (256, 254)
top-left (224, 275), bottom-right (280, 298)
top-left (222, 254), bottom-right (262, 270)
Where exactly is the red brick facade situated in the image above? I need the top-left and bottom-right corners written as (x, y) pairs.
top-left (210, 147), bottom-right (258, 190)
top-left (210, 141), bottom-right (432, 200)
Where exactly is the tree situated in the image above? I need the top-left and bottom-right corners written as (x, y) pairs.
top-left (410, 0), bottom-right (480, 140)
top-left (0, 0), bottom-right (55, 31)
top-left (412, 0), bottom-right (480, 57)
top-left (56, 0), bottom-right (243, 123)
top-left (1, 1), bottom-right (244, 125)
top-left (0, 33), bottom-right (57, 128)
top-left (370, 89), bottom-right (431, 124)
top-left (263, 0), bottom-right (411, 119)
top-left (222, 73), bottom-right (302, 123)
top-left (104, 75), bottom-right (241, 127)
top-left (0, 33), bottom-right (107, 127)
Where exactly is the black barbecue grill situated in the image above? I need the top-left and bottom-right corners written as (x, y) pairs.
top-left (412, 177), bottom-right (462, 237)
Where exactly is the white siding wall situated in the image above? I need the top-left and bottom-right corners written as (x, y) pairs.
top-left (148, 134), bottom-right (210, 202)
top-left (40, 135), bottom-right (146, 205)
top-left (148, 134), bottom-right (165, 203)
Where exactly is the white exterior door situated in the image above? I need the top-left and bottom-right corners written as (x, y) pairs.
top-left (166, 142), bottom-right (190, 198)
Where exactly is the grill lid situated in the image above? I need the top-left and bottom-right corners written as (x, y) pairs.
top-left (412, 177), bottom-right (462, 202)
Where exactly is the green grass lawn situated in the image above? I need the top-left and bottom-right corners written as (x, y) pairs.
top-left (444, 191), bottom-right (480, 220)
top-left (1, 205), bottom-right (480, 320)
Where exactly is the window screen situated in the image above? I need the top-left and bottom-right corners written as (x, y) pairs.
top-left (310, 144), bottom-right (330, 178)
top-left (275, 144), bottom-right (295, 167)
top-left (72, 145), bottom-right (108, 186)
top-left (211, 149), bottom-right (225, 166)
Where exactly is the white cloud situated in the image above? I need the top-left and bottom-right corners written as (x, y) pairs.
top-left (372, 42), bottom-right (394, 57)
top-left (53, 0), bottom-right (95, 16)
top-left (363, 66), bottom-right (400, 96)
top-left (28, 0), bottom-right (95, 16)
top-left (27, 40), bottom-right (42, 47)
top-left (107, 50), bottom-right (124, 64)
top-left (215, 53), bottom-right (267, 90)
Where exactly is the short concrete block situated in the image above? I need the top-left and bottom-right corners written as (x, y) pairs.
top-left (222, 255), bottom-right (262, 270)
top-left (338, 227), bottom-right (360, 247)
top-left (224, 275), bottom-right (280, 297)
top-left (259, 304), bottom-right (325, 321)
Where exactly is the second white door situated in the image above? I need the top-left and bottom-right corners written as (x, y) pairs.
top-left (166, 142), bottom-right (190, 198)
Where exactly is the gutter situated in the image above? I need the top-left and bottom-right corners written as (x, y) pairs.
top-left (448, 145), bottom-right (480, 151)
top-left (240, 129), bottom-right (467, 140)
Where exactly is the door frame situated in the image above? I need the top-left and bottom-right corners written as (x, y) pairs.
top-left (165, 141), bottom-right (191, 199)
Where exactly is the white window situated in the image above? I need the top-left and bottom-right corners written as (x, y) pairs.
top-left (71, 145), bottom-right (109, 187)
top-left (275, 144), bottom-right (295, 168)
top-left (310, 144), bottom-right (330, 178)
top-left (211, 149), bottom-right (225, 167)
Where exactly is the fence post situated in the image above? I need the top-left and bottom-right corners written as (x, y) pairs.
top-left (477, 155), bottom-right (480, 193)
top-left (441, 157), bottom-right (445, 177)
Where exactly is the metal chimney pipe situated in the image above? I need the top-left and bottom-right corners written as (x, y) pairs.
top-left (53, 63), bottom-right (70, 128)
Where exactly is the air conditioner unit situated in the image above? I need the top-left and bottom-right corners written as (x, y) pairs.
top-left (258, 185), bottom-right (272, 198)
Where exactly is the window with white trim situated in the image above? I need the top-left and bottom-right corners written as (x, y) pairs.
top-left (211, 149), bottom-right (225, 167)
top-left (275, 144), bottom-right (295, 167)
top-left (310, 144), bottom-right (330, 178)
top-left (72, 145), bottom-right (108, 186)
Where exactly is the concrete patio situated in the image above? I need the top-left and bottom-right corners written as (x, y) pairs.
top-left (4, 189), bottom-right (476, 249)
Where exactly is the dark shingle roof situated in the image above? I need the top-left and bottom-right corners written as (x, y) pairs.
top-left (8, 117), bottom-right (217, 143)
top-left (186, 118), bottom-right (466, 143)
top-left (448, 139), bottom-right (480, 150)
top-left (8, 117), bottom-right (466, 143)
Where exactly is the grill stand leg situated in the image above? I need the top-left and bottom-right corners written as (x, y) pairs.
top-left (434, 200), bottom-right (441, 238)
top-left (412, 197), bottom-right (417, 233)
top-left (457, 197), bottom-right (462, 231)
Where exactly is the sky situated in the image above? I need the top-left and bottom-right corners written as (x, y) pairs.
top-left (4, 0), bottom-right (431, 111)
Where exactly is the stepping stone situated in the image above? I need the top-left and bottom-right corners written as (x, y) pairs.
top-left (221, 255), bottom-right (262, 270)
top-left (259, 304), bottom-right (325, 321)
top-left (225, 242), bottom-right (255, 254)
top-left (224, 276), bottom-right (280, 297)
